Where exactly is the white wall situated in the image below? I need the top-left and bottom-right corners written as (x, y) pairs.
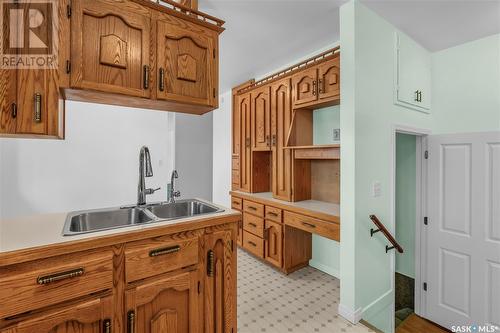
top-left (0, 101), bottom-right (174, 219)
top-left (212, 91), bottom-right (232, 207)
top-left (175, 112), bottom-right (214, 201)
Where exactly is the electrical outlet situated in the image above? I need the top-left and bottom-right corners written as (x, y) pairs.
top-left (333, 128), bottom-right (341, 141)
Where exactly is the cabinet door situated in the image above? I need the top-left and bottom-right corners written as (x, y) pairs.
top-left (292, 67), bottom-right (318, 107)
top-left (16, 69), bottom-right (60, 136)
top-left (251, 86), bottom-right (271, 151)
top-left (204, 229), bottom-right (236, 333)
top-left (125, 271), bottom-right (200, 333)
top-left (157, 18), bottom-right (216, 107)
top-left (71, 0), bottom-right (151, 98)
top-left (264, 220), bottom-right (283, 268)
top-left (0, 69), bottom-right (16, 135)
top-left (318, 57), bottom-right (340, 102)
top-left (271, 79), bottom-right (293, 201)
top-left (239, 93), bottom-right (252, 192)
top-left (0, 296), bottom-right (113, 333)
top-left (395, 32), bottom-right (431, 111)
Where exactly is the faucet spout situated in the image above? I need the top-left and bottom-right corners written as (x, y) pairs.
top-left (168, 170), bottom-right (181, 203)
top-left (138, 146), bottom-right (160, 206)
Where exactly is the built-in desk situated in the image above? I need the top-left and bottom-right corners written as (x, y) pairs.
top-left (230, 191), bottom-right (340, 274)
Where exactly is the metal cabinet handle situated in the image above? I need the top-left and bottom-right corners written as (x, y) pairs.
top-left (11, 103), bottom-right (17, 119)
top-left (267, 212), bottom-right (278, 217)
top-left (149, 245), bottom-right (180, 257)
top-left (207, 250), bottom-right (214, 277)
top-left (103, 319), bottom-right (112, 333)
top-left (414, 90), bottom-right (420, 102)
top-left (247, 206), bottom-right (257, 211)
top-left (127, 310), bottom-right (135, 333)
top-left (271, 135), bottom-right (277, 146)
top-left (312, 81), bottom-right (317, 96)
top-left (143, 65), bottom-right (150, 89)
top-left (418, 91), bottom-right (423, 102)
top-left (318, 79), bottom-right (323, 93)
top-left (249, 222), bottom-right (257, 228)
top-left (159, 68), bottom-right (165, 92)
top-left (302, 222), bottom-right (316, 229)
top-left (37, 268), bottom-right (85, 285)
top-left (266, 135), bottom-right (270, 147)
top-left (247, 241), bottom-right (257, 247)
top-left (34, 93), bottom-right (42, 123)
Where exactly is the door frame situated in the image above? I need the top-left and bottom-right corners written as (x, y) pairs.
top-left (390, 124), bottom-right (431, 331)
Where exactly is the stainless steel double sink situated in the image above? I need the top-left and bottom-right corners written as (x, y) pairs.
top-left (63, 199), bottom-right (224, 236)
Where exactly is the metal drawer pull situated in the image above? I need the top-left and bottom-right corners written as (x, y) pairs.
top-left (267, 212), bottom-right (278, 217)
top-left (127, 310), bottom-right (135, 333)
top-left (143, 65), bottom-right (150, 89)
top-left (11, 103), bottom-right (17, 118)
top-left (37, 267), bottom-right (85, 285)
top-left (249, 222), bottom-right (257, 227)
top-left (207, 250), bottom-right (214, 277)
top-left (149, 245), bottom-right (180, 257)
top-left (302, 222), bottom-right (316, 229)
top-left (247, 206), bottom-right (257, 211)
top-left (248, 241), bottom-right (257, 247)
top-left (159, 68), bottom-right (165, 91)
top-left (312, 80), bottom-right (317, 95)
top-left (34, 93), bottom-right (42, 123)
top-left (103, 319), bottom-right (112, 333)
top-left (318, 79), bottom-right (323, 93)
top-left (233, 201), bottom-right (240, 205)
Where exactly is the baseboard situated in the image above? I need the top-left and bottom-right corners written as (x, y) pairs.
top-left (309, 260), bottom-right (340, 279)
top-left (338, 303), bottom-right (363, 324)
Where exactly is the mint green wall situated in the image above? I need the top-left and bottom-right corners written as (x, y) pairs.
top-left (340, 2), bottom-right (434, 332)
top-left (310, 106), bottom-right (341, 277)
top-left (432, 34), bottom-right (500, 134)
top-left (395, 133), bottom-right (416, 278)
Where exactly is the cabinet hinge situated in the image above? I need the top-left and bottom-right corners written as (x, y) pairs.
top-left (424, 216), bottom-right (428, 225)
top-left (423, 282), bottom-right (427, 291)
top-left (66, 60), bottom-right (71, 74)
top-left (67, 4), bottom-right (72, 18)
top-left (424, 150), bottom-right (429, 159)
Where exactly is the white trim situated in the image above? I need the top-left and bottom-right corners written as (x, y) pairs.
top-left (309, 260), bottom-right (340, 279)
top-left (338, 303), bottom-right (363, 324)
top-left (390, 124), bottom-right (430, 333)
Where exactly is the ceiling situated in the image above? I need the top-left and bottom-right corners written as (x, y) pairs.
top-left (199, 0), bottom-right (500, 93)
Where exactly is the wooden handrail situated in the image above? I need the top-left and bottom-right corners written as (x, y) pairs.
top-left (369, 215), bottom-right (404, 254)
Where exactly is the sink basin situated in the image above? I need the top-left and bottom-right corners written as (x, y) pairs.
top-left (146, 199), bottom-right (223, 219)
top-left (63, 199), bottom-right (224, 236)
top-left (63, 207), bottom-right (154, 235)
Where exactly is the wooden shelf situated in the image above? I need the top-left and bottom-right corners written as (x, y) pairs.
top-left (284, 144), bottom-right (340, 160)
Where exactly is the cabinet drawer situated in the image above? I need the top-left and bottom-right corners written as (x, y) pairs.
top-left (243, 200), bottom-right (264, 217)
top-left (232, 157), bottom-right (240, 169)
top-left (0, 250), bottom-right (113, 318)
top-left (125, 235), bottom-right (199, 283)
top-left (284, 211), bottom-right (340, 241)
top-left (243, 213), bottom-right (264, 237)
top-left (265, 206), bottom-right (282, 223)
top-left (243, 231), bottom-right (264, 258)
top-left (231, 197), bottom-right (243, 211)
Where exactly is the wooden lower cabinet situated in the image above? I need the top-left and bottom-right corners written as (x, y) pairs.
top-left (0, 295), bottom-right (113, 333)
top-left (204, 229), bottom-right (237, 333)
top-left (264, 220), bottom-right (283, 268)
top-left (125, 271), bottom-right (200, 333)
top-left (0, 221), bottom-right (238, 333)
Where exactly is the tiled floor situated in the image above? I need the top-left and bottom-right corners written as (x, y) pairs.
top-left (237, 249), bottom-right (374, 333)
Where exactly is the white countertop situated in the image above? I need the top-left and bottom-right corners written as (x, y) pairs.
top-left (0, 200), bottom-right (237, 255)
top-left (231, 191), bottom-right (340, 218)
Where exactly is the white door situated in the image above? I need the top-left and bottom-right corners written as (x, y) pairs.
top-left (426, 132), bottom-right (500, 330)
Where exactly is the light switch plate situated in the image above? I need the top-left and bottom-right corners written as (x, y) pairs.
top-left (372, 181), bottom-right (381, 197)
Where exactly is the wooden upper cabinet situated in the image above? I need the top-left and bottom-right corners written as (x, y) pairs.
top-left (318, 57), bottom-right (340, 102)
top-left (156, 15), bottom-right (217, 107)
top-left (0, 69), bottom-right (17, 135)
top-left (71, 0), bottom-right (151, 98)
top-left (271, 78), bottom-right (292, 201)
top-left (0, 296), bottom-right (113, 333)
top-left (251, 86), bottom-right (271, 151)
top-left (292, 67), bottom-right (318, 108)
top-left (239, 93), bottom-right (252, 192)
top-left (125, 271), bottom-right (200, 333)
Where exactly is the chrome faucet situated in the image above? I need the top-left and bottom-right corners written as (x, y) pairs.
top-left (167, 170), bottom-right (181, 203)
top-left (137, 146), bottom-right (160, 206)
